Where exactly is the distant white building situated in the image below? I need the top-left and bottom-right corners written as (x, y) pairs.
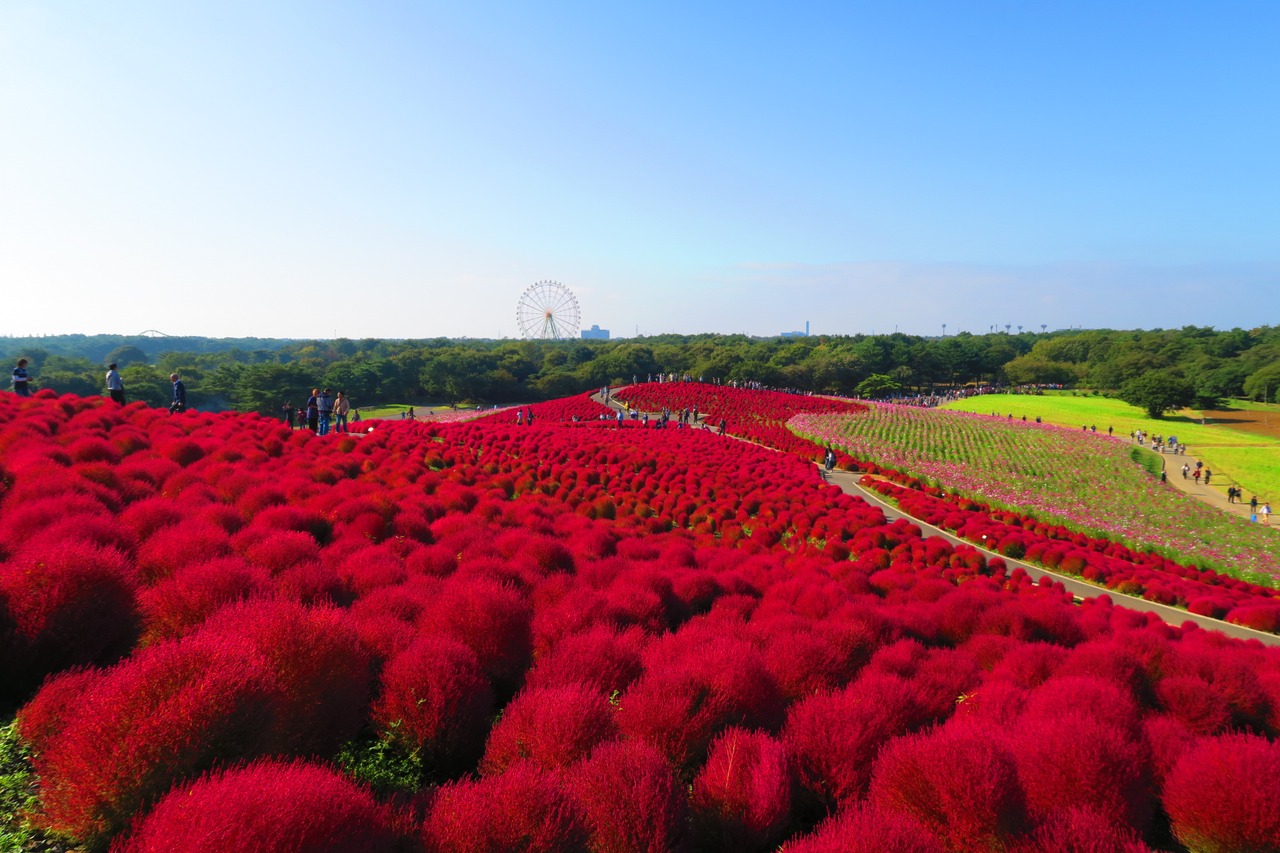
top-left (581, 324), bottom-right (610, 340)
top-left (781, 321), bottom-right (810, 338)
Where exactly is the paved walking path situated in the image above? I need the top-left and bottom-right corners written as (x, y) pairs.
top-left (1141, 443), bottom-right (1274, 527)
top-left (824, 467), bottom-right (1280, 647)
top-left (594, 391), bottom-right (1280, 646)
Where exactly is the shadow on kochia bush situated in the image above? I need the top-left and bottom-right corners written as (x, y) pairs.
top-left (0, 540), bottom-right (140, 706)
top-left (422, 761), bottom-right (590, 853)
top-left (18, 600), bottom-right (371, 846)
top-left (1008, 806), bottom-right (1150, 853)
top-left (778, 803), bottom-right (943, 853)
top-left (111, 759), bottom-right (405, 853)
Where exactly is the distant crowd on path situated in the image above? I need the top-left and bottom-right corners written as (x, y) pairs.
top-left (633, 374), bottom-right (810, 396)
top-left (1133, 429), bottom-right (1185, 454)
top-left (1177, 459), bottom-right (1272, 524)
top-left (866, 383), bottom-right (1064, 408)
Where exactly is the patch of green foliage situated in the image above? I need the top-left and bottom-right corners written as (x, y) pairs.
top-left (0, 719), bottom-right (56, 853)
top-left (1130, 446), bottom-right (1164, 477)
top-left (335, 724), bottom-right (427, 797)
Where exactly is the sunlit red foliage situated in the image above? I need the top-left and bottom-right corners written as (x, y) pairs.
top-left (112, 760), bottom-right (404, 853)
top-left (422, 761), bottom-right (590, 853)
top-left (2, 389), bottom-right (1280, 852)
top-left (1164, 733), bottom-right (1280, 853)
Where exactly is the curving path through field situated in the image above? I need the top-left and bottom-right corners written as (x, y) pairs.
top-left (593, 390), bottom-right (1280, 646)
top-left (1149, 445), bottom-right (1275, 526)
top-left (825, 466), bottom-right (1280, 647)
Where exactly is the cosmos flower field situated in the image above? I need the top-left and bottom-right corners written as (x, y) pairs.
top-left (791, 404), bottom-right (1280, 583)
top-left (2, 386), bottom-right (1279, 852)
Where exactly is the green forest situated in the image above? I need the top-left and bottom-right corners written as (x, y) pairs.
top-left (2, 326), bottom-right (1278, 417)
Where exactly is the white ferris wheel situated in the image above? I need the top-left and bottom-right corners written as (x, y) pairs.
top-left (516, 280), bottom-right (581, 340)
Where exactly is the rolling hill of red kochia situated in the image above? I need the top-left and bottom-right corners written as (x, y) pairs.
top-left (1, 388), bottom-right (1279, 852)
top-left (613, 382), bottom-right (1280, 630)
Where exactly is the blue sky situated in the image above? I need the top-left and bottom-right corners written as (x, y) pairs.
top-left (2, 2), bottom-right (1276, 339)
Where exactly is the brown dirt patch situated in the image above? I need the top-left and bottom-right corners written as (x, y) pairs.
top-left (1197, 410), bottom-right (1280, 441)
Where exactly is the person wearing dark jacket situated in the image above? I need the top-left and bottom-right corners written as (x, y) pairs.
top-left (169, 373), bottom-right (186, 414)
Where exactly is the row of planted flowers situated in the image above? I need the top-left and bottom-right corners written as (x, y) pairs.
top-left (2, 391), bottom-right (1280, 851)
top-left (858, 474), bottom-right (1280, 632)
top-left (612, 383), bottom-right (867, 467)
top-left (789, 405), bottom-right (1280, 583)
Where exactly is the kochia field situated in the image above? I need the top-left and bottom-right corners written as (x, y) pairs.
top-left (1, 387), bottom-right (1279, 853)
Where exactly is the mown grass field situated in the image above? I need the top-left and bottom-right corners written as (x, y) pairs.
top-left (941, 394), bottom-right (1280, 501)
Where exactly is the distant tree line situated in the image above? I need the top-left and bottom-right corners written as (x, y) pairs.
top-left (2, 326), bottom-right (1277, 417)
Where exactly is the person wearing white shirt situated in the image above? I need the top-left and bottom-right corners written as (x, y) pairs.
top-left (106, 363), bottom-right (126, 404)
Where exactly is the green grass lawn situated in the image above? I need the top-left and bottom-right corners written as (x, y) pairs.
top-left (941, 394), bottom-right (1280, 501)
top-left (352, 402), bottom-right (454, 420)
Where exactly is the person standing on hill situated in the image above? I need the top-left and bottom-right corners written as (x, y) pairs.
top-left (334, 392), bottom-right (350, 433)
top-left (306, 389), bottom-right (320, 433)
top-left (105, 363), bottom-right (126, 404)
top-left (11, 358), bottom-right (31, 396)
top-left (317, 389), bottom-right (334, 435)
top-left (169, 373), bottom-right (186, 414)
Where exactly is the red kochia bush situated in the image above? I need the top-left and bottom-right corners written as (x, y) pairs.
top-left (25, 632), bottom-right (276, 844)
top-left (779, 804), bottom-right (944, 853)
top-left (618, 633), bottom-right (784, 771)
top-left (1008, 713), bottom-right (1154, 833)
top-left (0, 540), bottom-right (140, 703)
top-left (784, 672), bottom-right (926, 808)
top-left (480, 682), bottom-right (618, 774)
top-left (524, 624), bottom-right (647, 695)
top-left (198, 600), bottom-right (372, 757)
top-left (1163, 733), bottom-right (1280, 853)
top-left (418, 575), bottom-right (533, 697)
top-left (134, 521), bottom-right (232, 583)
top-left (690, 728), bottom-right (791, 852)
top-left (112, 760), bottom-right (403, 853)
top-left (869, 723), bottom-right (1027, 852)
top-left (372, 633), bottom-right (494, 776)
top-left (568, 740), bottom-right (691, 853)
top-left (137, 557), bottom-right (271, 644)
top-left (422, 761), bottom-right (590, 853)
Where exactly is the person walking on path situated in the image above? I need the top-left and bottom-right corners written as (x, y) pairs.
top-left (1251, 495), bottom-right (1260, 515)
top-left (1181, 464), bottom-right (1189, 480)
top-left (1204, 469), bottom-right (1212, 486)
top-left (105, 363), bottom-right (126, 404)
top-left (11, 358), bottom-right (31, 396)
top-left (1264, 503), bottom-right (1273, 525)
